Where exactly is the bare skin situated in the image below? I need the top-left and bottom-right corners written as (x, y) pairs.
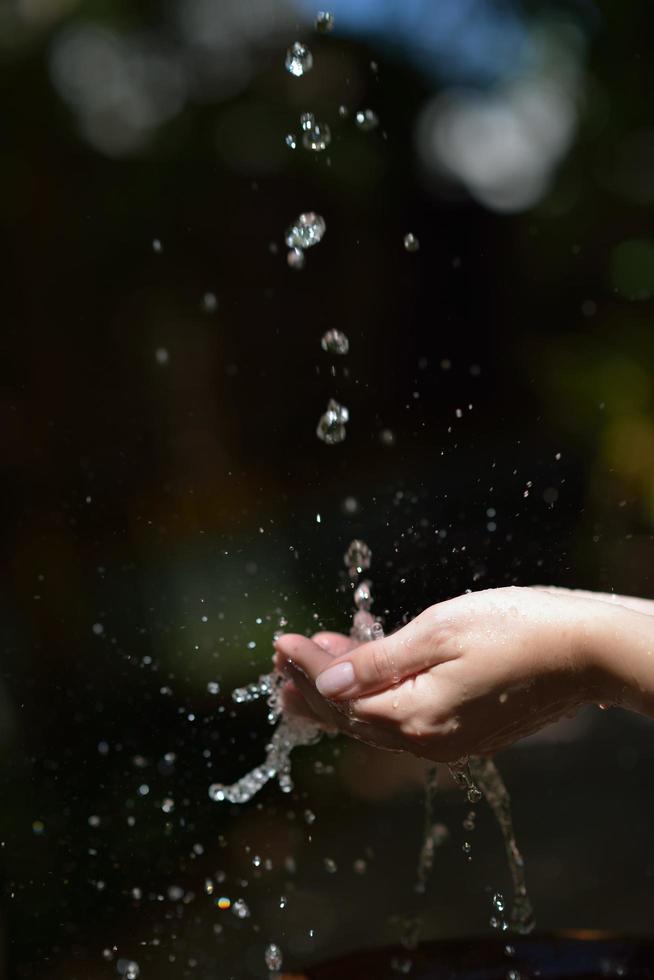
top-left (273, 586), bottom-right (654, 763)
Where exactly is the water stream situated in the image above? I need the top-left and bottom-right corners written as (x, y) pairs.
top-left (209, 15), bottom-right (534, 974)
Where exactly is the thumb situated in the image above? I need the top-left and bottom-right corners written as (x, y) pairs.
top-left (314, 612), bottom-right (438, 701)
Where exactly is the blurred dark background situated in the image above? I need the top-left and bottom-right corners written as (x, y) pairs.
top-left (2, 0), bottom-right (654, 977)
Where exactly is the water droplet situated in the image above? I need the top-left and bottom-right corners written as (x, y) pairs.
top-left (202, 292), bottom-right (217, 313)
top-left (265, 942), bottom-right (283, 971)
top-left (167, 884), bottom-right (184, 901)
top-left (155, 347), bottom-right (169, 365)
top-left (338, 104), bottom-right (349, 118)
top-left (380, 428), bottom-right (395, 446)
top-left (321, 329), bottom-right (349, 355)
top-left (353, 858), bottom-right (367, 874)
top-left (304, 808), bottom-right (316, 825)
top-left (205, 877), bottom-right (215, 895)
top-left (285, 42), bottom-right (313, 77)
top-left (285, 212), bottom-right (326, 250)
top-left (207, 681), bottom-right (220, 695)
top-left (302, 121), bottom-right (331, 152)
top-left (287, 248), bottom-right (305, 270)
top-left (354, 580), bottom-right (372, 610)
top-left (404, 233), bottom-right (420, 253)
top-left (316, 398), bottom-right (349, 445)
top-left (355, 108), bottom-right (379, 131)
top-left (300, 112), bottom-right (315, 132)
top-left (278, 894), bottom-right (287, 909)
top-left (161, 797), bottom-right (174, 813)
top-left (117, 961), bottom-right (140, 980)
top-left (152, 238), bottom-right (162, 253)
top-left (324, 857), bottom-right (337, 873)
top-left (315, 11), bottom-right (335, 33)
top-left (217, 896), bottom-right (231, 910)
top-left (462, 841), bottom-right (472, 855)
top-left (493, 892), bottom-right (506, 913)
top-left (344, 539), bottom-right (371, 577)
top-left (232, 898), bottom-right (250, 919)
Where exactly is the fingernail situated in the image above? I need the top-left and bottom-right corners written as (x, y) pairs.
top-left (316, 662), bottom-right (355, 698)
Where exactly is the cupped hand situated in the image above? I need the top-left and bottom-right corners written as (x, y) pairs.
top-left (274, 586), bottom-right (615, 762)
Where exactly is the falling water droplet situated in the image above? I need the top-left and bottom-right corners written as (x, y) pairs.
top-left (285, 212), bottom-right (326, 250)
top-left (300, 112), bottom-right (315, 132)
top-left (321, 329), bottom-right (349, 355)
top-left (315, 11), bottom-right (335, 33)
top-left (344, 539), bottom-right (372, 576)
top-left (117, 961), bottom-right (140, 979)
top-left (324, 857), bottom-right (337, 873)
top-left (207, 681), bottom-right (220, 695)
top-left (152, 238), bottom-right (162, 254)
top-left (285, 42), bottom-right (313, 77)
top-left (232, 898), bottom-right (250, 919)
top-left (355, 108), bottom-right (379, 131)
top-left (403, 233), bottom-right (420, 253)
top-left (202, 292), bottom-right (217, 313)
top-left (285, 133), bottom-right (297, 150)
top-left (316, 398), bottom-right (349, 445)
top-left (287, 248), bottom-right (305, 270)
top-left (265, 942), bottom-right (283, 971)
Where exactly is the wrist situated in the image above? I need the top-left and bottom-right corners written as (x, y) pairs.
top-left (585, 604), bottom-right (654, 714)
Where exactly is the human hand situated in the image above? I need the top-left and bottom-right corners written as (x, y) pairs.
top-left (273, 586), bottom-right (620, 762)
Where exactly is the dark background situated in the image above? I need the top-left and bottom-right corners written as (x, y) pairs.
top-left (2, 0), bottom-right (654, 977)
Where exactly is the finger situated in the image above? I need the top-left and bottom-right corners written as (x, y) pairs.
top-left (311, 632), bottom-right (358, 657)
top-left (274, 633), bottom-right (335, 679)
top-left (312, 609), bottom-right (447, 701)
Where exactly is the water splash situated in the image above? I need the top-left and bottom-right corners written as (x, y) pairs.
top-left (415, 765), bottom-right (448, 895)
top-left (209, 674), bottom-right (321, 805)
top-left (209, 541), bottom-right (382, 807)
top-left (469, 757), bottom-right (535, 934)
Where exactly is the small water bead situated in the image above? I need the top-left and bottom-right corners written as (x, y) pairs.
top-left (355, 108), bottom-right (379, 131)
top-left (391, 958), bottom-right (413, 975)
top-left (265, 943), bottom-right (283, 971)
top-left (344, 539), bottom-right (372, 577)
top-left (404, 233), bottom-right (420, 253)
top-left (321, 329), bottom-right (349, 355)
top-left (315, 11), bottom-right (335, 32)
top-left (152, 238), bottom-right (162, 253)
top-left (116, 961), bottom-right (140, 980)
top-left (462, 841), bottom-right (472, 858)
top-left (202, 292), bottom-right (217, 313)
top-left (302, 122), bottom-right (331, 152)
top-left (300, 112), bottom-right (315, 132)
top-left (354, 580), bottom-right (372, 610)
top-left (207, 681), bottom-right (220, 695)
top-left (304, 808), bottom-right (316, 825)
top-left (232, 898), bottom-right (250, 919)
top-left (285, 133), bottom-right (297, 150)
top-left (205, 878), bottom-right (215, 895)
top-left (285, 42), bottom-right (313, 77)
top-left (287, 248), bottom-right (305, 270)
top-left (285, 212), bottom-right (326, 250)
top-left (338, 104), bottom-right (349, 118)
top-left (353, 858), bottom-right (367, 874)
top-left (217, 896), bottom-right (231, 910)
top-left (316, 398), bottom-right (349, 445)
top-left (323, 857), bottom-right (337, 873)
